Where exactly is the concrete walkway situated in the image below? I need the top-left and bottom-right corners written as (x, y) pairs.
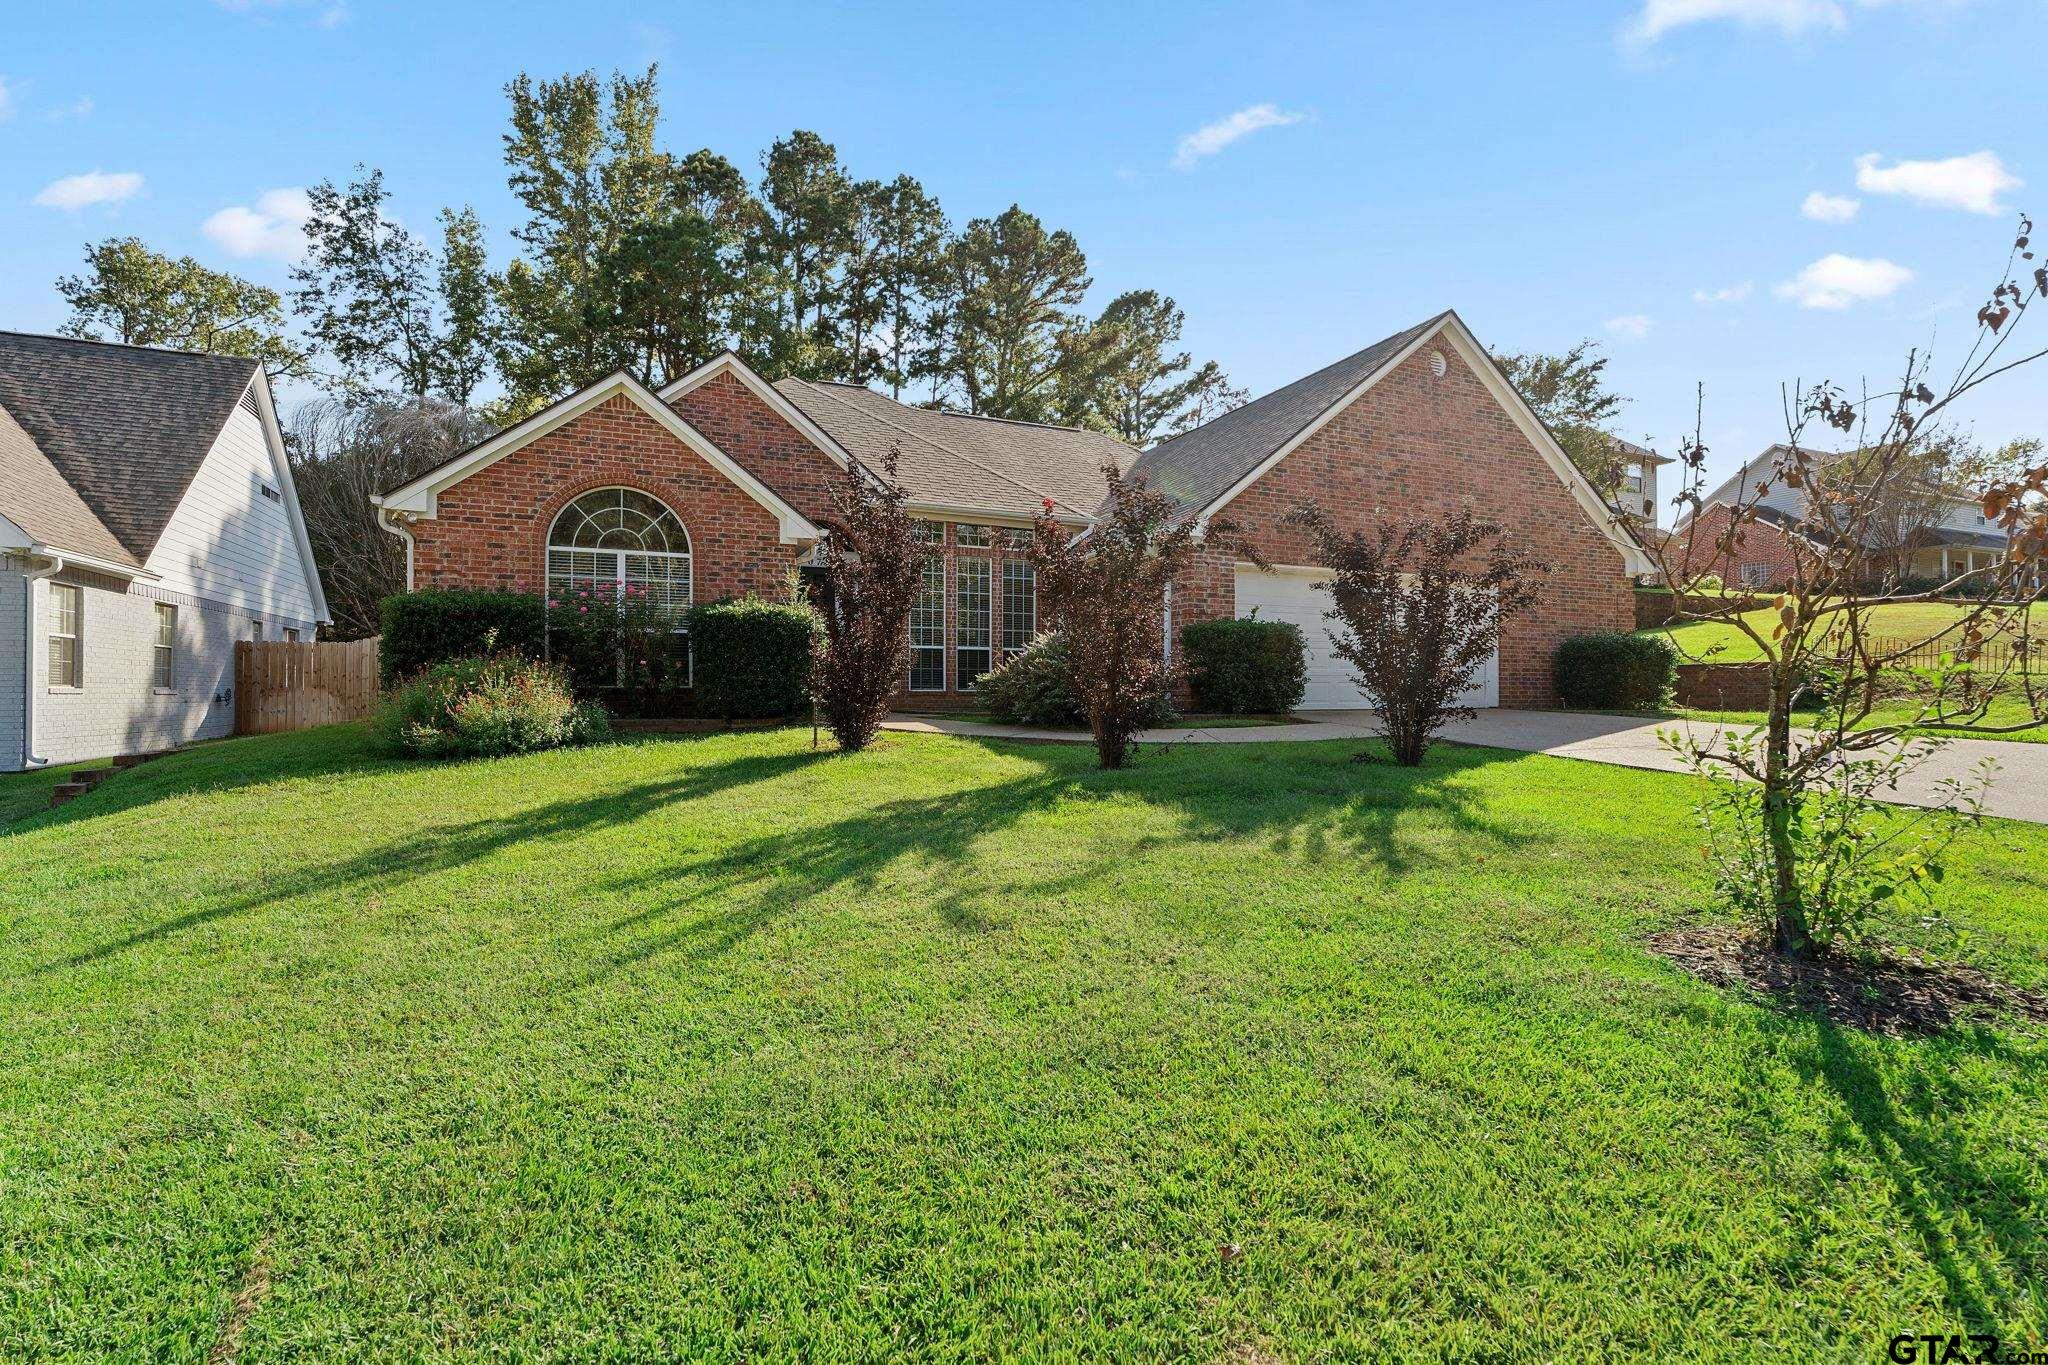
top-left (883, 709), bottom-right (2048, 825)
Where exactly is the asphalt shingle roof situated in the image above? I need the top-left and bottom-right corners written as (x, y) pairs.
top-left (1124, 311), bottom-right (1450, 515)
top-left (0, 331), bottom-right (259, 561)
top-left (773, 378), bottom-right (1137, 520)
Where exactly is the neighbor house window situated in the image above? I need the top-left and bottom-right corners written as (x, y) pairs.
top-left (1740, 563), bottom-right (1772, 589)
top-left (909, 556), bottom-right (945, 692)
top-left (954, 523), bottom-right (991, 548)
top-left (249, 617), bottom-right (263, 641)
top-left (153, 603), bottom-right (177, 688)
top-left (956, 557), bottom-right (991, 687)
top-left (49, 583), bottom-right (81, 688)
top-left (283, 628), bottom-right (300, 643)
top-left (1001, 559), bottom-right (1036, 657)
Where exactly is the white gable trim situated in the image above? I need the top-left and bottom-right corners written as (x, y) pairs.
top-left (657, 351), bottom-right (852, 469)
top-left (1195, 312), bottom-right (1654, 575)
top-left (376, 372), bottom-right (822, 545)
top-left (246, 374), bottom-right (333, 624)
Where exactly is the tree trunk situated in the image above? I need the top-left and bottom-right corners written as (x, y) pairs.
top-left (1093, 712), bottom-right (1127, 769)
top-left (1762, 671), bottom-right (1814, 957)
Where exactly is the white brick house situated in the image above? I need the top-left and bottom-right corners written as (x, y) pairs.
top-left (0, 332), bottom-right (328, 771)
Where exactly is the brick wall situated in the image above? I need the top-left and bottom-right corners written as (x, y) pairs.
top-left (409, 394), bottom-right (800, 602)
top-left (667, 371), bottom-right (844, 528)
top-left (1172, 340), bottom-right (1636, 706)
top-left (1673, 502), bottom-right (1802, 589)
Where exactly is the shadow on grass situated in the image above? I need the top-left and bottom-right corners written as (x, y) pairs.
top-left (1789, 1020), bottom-right (2045, 1333)
top-left (36, 739), bottom-right (834, 973)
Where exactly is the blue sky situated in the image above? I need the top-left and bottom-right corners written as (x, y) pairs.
top-left (5, 0), bottom-right (2043, 522)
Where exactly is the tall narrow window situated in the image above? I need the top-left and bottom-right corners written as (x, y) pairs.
top-left (153, 603), bottom-right (177, 688)
top-left (48, 583), bottom-right (81, 688)
top-left (1001, 560), bottom-right (1036, 656)
top-left (249, 617), bottom-right (263, 642)
top-left (909, 556), bottom-right (946, 692)
top-left (956, 557), bottom-right (991, 688)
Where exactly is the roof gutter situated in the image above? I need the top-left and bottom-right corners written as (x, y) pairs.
top-left (372, 499), bottom-right (417, 592)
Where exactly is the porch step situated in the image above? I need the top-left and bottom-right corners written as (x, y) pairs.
top-left (47, 749), bottom-right (170, 808)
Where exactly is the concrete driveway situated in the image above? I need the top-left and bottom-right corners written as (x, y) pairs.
top-left (883, 709), bottom-right (2048, 825)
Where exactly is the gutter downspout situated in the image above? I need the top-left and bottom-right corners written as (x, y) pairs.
top-left (21, 552), bottom-right (64, 769)
top-left (373, 502), bottom-right (417, 592)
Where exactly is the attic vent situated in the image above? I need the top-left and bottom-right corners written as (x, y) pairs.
top-left (1428, 349), bottom-right (1448, 379)
top-left (260, 483), bottom-right (282, 502)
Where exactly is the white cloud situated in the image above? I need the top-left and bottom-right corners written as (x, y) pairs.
top-left (1624, 0), bottom-right (1966, 45)
top-left (1854, 150), bottom-right (2019, 215)
top-left (202, 187), bottom-right (313, 260)
top-left (0, 76), bottom-right (14, 123)
top-left (1693, 281), bottom-right (1754, 305)
top-left (1801, 191), bottom-right (1860, 222)
top-left (1625, 0), bottom-right (1844, 46)
top-left (1171, 103), bottom-right (1304, 170)
top-left (1774, 253), bottom-right (1913, 309)
top-left (33, 170), bottom-right (144, 211)
top-left (1606, 314), bottom-right (1653, 341)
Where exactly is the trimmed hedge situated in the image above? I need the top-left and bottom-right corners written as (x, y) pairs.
top-left (688, 596), bottom-right (819, 719)
top-left (1181, 618), bottom-right (1308, 714)
top-left (1556, 632), bottom-right (1677, 710)
top-left (380, 590), bottom-right (545, 686)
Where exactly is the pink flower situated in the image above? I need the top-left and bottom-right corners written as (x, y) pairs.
top-left (547, 599), bottom-right (560, 608)
top-left (579, 606), bottom-right (588, 615)
top-left (1041, 498), bottom-right (1054, 512)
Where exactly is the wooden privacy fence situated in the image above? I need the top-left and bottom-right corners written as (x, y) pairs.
top-left (235, 637), bottom-right (382, 735)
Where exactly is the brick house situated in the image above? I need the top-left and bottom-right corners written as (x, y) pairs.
top-left (376, 310), bottom-right (1651, 710)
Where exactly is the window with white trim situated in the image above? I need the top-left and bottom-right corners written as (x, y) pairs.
top-left (547, 487), bottom-right (694, 683)
top-left (1001, 559), bottom-right (1036, 656)
top-left (49, 583), bottom-right (81, 688)
top-left (249, 617), bottom-right (263, 642)
top-left (911, 520), bottom-right (943, 547)
top-left (284, 628), bottom-right (300, 643)
top-left (1739, 563), bottom-right (1772, 589)
top-left (153, 603), bottom-right (177, 688)
top-left (954, 523), bottom-right (991, 548)
top-left (1002, 526), bottom-right (1033, 550)
top-left (956, 557), bottom-right (991, 688)
top-left (909, 556), bottom-right (946, 691)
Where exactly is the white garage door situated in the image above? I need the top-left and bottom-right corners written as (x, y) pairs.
top-left (1232, 565), bottom-right (1498, 710)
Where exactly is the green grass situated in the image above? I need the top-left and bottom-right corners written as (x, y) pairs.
top-left (913, 709), bottom-right (1301, 730)
top-left (1650, 600), bottom-right (2017, 663)
top-left (3, 725), bottom-right (2046, 1359)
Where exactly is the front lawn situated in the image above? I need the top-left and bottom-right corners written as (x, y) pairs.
top-left (3, 726), bottom-right (2045, 1358)
top-left (1650, 599), bottom-right (2025, 663)
top-left (1598, 694), bottom-right (2048, 744)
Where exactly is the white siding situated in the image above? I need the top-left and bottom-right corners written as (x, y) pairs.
top-left (143, 397), bottom-right (322, 624)
top-left (22, 569), bottom-right (262, 768)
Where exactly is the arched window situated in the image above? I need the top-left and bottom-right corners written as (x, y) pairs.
top-left (546, 488), bottom-right (692, 619)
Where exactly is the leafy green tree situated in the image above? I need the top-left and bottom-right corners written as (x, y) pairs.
top-left (936, 205), bottom-right (1092, 422)
top-left (847, 174), bottom-right (949, 400)
top-left (292, 167), bottom-right (497, 404)
top-left (1063, 289), bottom-right (1245, 445)
top-left (56, 237), bottom-right (307, 378)
top-left (496, 66), bottom-right (672, 413)
top-left (590, 213), bottom-right (731, 385)
top-left (753, 130), bottom-right (856, 379)
top-left (1492, 340), bottom-right (1631, 495)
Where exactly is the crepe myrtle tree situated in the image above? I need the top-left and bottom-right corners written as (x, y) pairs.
top-left (1026, 467), bottom-right (1241, 769)
top-left (813, 447), bottom-right (924, 753)
top-left (1288, 507), bottom-right (1543, 767)
top-left (1656, 215), bottom-right (2048, 959)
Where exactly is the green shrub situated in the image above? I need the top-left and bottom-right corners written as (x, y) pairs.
top-left (1180, 618), bottom-right (1308, 714)
top-left (689, 596), bottom-right (819, 719)
top-left (380, 590), bottom-right (545, 685)
top-left (544, 580), bottom-right (691, 714)
top-left (1555, 632), bottom-right (1677, 710)
top-left (978, 633), bottom-right (1177, 729)
top-left (376, 653), bottom-right (610, 759)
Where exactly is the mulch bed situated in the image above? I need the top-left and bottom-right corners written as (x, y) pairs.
top-left (1647, 923), bottom-right (2048, 1037)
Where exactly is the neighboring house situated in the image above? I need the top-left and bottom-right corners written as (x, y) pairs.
top-left (1612, 437), bottom-right (1669, 525)
top-left (376, 309), bottom-right (1651, 710)
top-left (1676, 444), bottom-right (2014, 589)
top-left (0, 332), bottom-right (329, 772)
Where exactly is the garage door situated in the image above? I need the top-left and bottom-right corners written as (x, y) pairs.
top-left (1232, 565), bottom-right (1498, 710)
